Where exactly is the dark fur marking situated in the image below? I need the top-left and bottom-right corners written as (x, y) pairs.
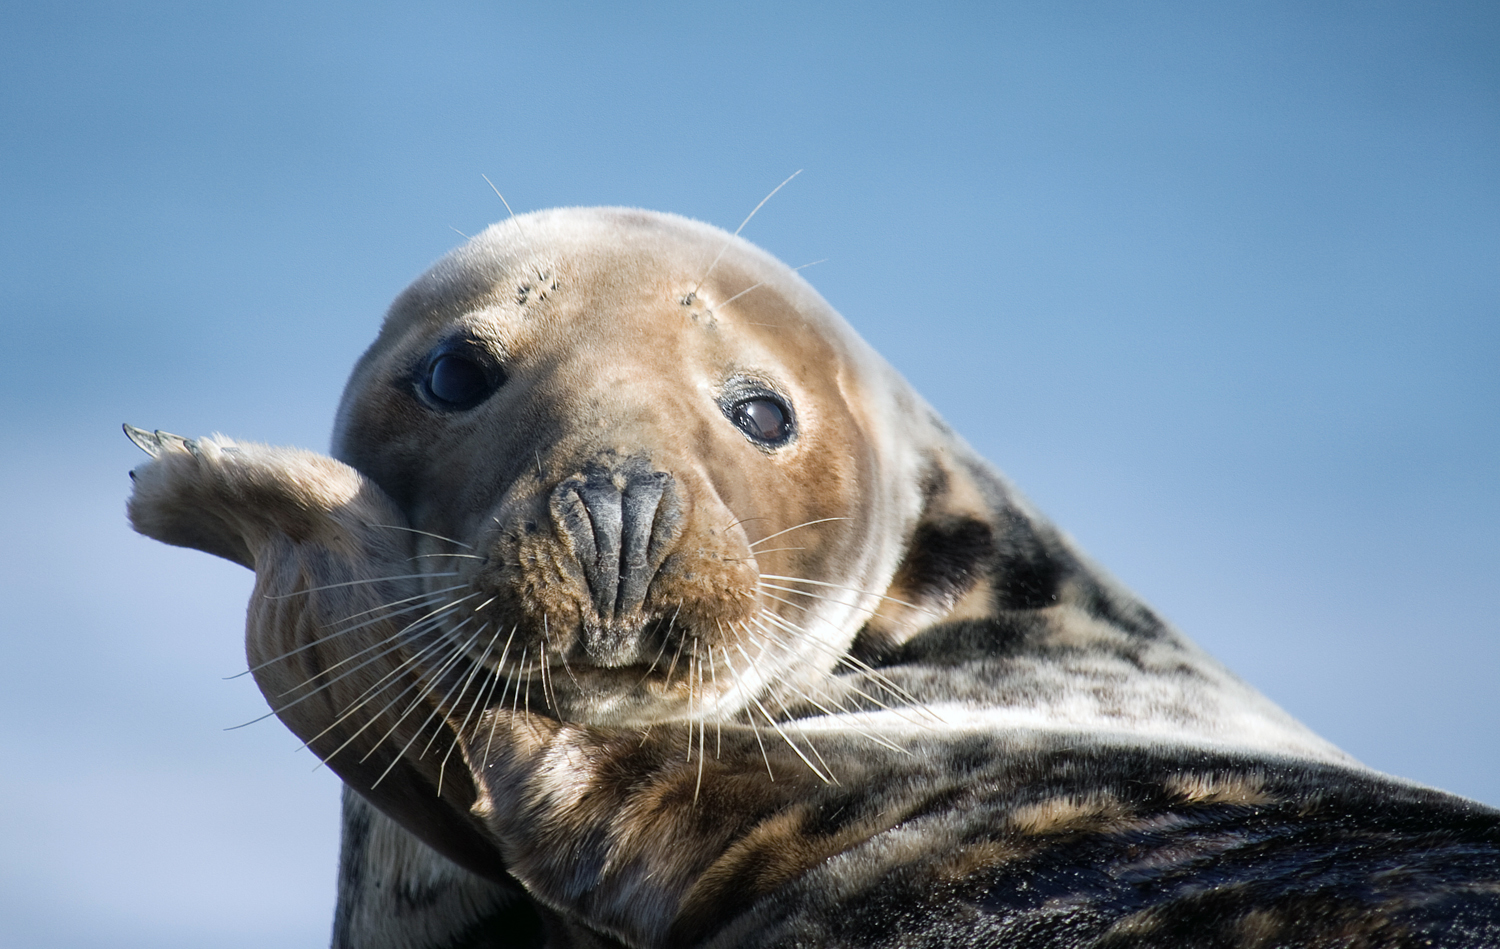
top-left (893, 516), bottom-right (997, 605)
top-left (435, 903), bottom-right (548, 949)
top-left (991, 508), bottom-right (1070, 612)
top-left (880, 615), bottom-right (1041, 666)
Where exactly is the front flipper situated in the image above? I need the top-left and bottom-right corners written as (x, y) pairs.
top-left (124, 426), bottom-right (513, 890)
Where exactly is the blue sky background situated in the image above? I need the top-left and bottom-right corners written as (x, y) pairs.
top-left (2, 2), bottom-right (1496, 945)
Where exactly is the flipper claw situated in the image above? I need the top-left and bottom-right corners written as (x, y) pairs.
top-left (123, 423), bottom-right (162, 457)
top-left (123, 424), bottom-right (202, 459)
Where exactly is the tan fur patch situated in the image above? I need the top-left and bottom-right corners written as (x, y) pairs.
top-left (1164, 771), bottom-right (1275, 807)
top-left (1006, 793), bottom-right (1133, 836)
top-left (929, 839), bottom-right (1035, 882)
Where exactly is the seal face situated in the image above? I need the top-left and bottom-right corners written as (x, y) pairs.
top-left (329, 208), bottom-right (932, 729)
top-left (126, 208), bottom-right (1500, 949)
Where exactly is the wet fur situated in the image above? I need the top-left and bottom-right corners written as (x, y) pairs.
top-left (127, 209), bottom-right (1500, 947)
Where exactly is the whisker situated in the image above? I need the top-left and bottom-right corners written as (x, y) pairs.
top-left (319, 617), bottom-right (474, 730)
top-left (329, 584), bottom-right (469, 628)
top-left (728, 645), bottom-right (775, 781)
top-left (522, 645), bottom-right (531, 719)
top-left (433, 620), bottom-right (498, 751)
top-left (261, 571), bottom-right (459, 600)
top-left (758, 574), bottom-right (935, 613)
top-left (764, 688), bottom-right (838, 784)
top-left (752, 611), bottom-right (931, 723)
top-left (480, 627), bottom-right (520, 763)
top-left (543, 612), bottom-right (579, 697)
top-left (510, 647), bottom-right (526, 716)
top-left (226, 585), bottom-right (465, 679)
top-left (449, 627), bottom-right (502, 777)
top-left (365, 624), bottom-right (485, 784)
top-left (750, 613), bottom-right (899, 716)
top-left (747, 517), bottom-right (849, 550)
top-left (714, 258), bottom-right (827, 311)
top-left (302, 620), bottom-right (475, 760)
top-left (428, 626), bottom-right (497, 784)
top-left (538, 637), bottom-right (555, 713)
top-left (755, 583), bottom-right (896, 623)
top-left (686, 651), bottom-right (697, 764)
top-left (369, 524), bottom-right (473, 549)
top-left (226, 622), bottom-right (432, 732)
top-left (730, 546), bottom-right (806, 559)
top-left (663, 627), bottom-right (689, 685)
top-left (693, 646), bottom-right (707, 804)
top-left (634, 605), bottom-right (679, 687)
top-left (708, 638), bottom-right (722, 760)
top-left (746, 692), bottom-right (832, 784)
top-left (720, 515), bottom-right (768, 534)
top-left (281, 593), bottom-right (480, 693)
top-left (480, 175), bottom-right (526, 235)
top-left (690, 170), bottom-right (802, 298)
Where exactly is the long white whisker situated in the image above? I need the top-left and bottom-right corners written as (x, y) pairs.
top-left (750, 613), bottom-right (908, 723)
top-left (366, 625), bottom-right (486, 785)
top-left (227, 622), bottom-right (433, 732)
top-left (708, 638), bottom-right (722, 760)
top-left (369, 524), bottom-right (473, 549)
top-left (747, 517), bottom-right (849, 550)
top-left (693, 648), bottom-right (707, 804)
top-left (282, 593), bottom-right (480, 693)
top-left (516, 647), bottom-right (528, 717)
top-left (437, 621), bottom-right (500, 767)
top-left (663, 628), bottom-right (688, 685)
top-left (746, 693), bottom-right (831, 784)
top-left (480, 174), bottom-right (526, 235)
top-left (634, 605), bottom-right (681, 686)
top-left (763, 688), bottom-right (838, 784)
top-left (427, 626), bottom-right (497, 784)
top-left (227, 586), bottom-right (464, 679)
top-left (758, 574), bottom-right (933, 612)
top-left (686, 651), bottom-right (697, 764)
top-left (726, 643), bottom-right (774, 781)
top-left (480, 627), bottom-right (520, 762)
top-left (261, 571), bottom-right (459, 600)
top-left (714, 259), bottom-right (827, 311)
top-left (304, 620), bottom-right (476, 760)
top-left (690, 170), bottom-right (802, 297)
top-left (752, 611), bottom-right (932, 723)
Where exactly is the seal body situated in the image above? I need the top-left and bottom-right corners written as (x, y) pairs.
top-left (126, 208), bottom-right (1500, 948)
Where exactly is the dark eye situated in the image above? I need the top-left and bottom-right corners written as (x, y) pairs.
top-left (423, 353), bottom-right (499, 408)
top-left (732, 397), bottom-right (793, 444)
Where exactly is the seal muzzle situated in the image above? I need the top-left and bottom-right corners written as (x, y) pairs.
top-left (548, 459), bottom-right (682, 663)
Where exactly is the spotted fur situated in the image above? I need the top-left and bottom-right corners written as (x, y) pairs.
top-left (126, 208), bottom-right (1500, 948)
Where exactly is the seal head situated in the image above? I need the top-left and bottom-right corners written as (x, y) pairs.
top-left (330, 208), bottom-right (972, 727)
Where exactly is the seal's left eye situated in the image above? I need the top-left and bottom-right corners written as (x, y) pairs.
top-left (424, 354), bottom-right (499, 408)
top-left (732, 397), bottom-right (792, 445)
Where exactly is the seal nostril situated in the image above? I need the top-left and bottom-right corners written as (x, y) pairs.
top-left (617, 473), bottom-right (669, 616)
top-left (549, 463), bottom-right (683, 653)
top-left (577, 474), bottom-right (623, 619)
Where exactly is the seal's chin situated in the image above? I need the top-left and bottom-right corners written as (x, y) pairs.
top-left (496, 653), bottom-right (737, 728)
top-left (436, 604), bottom-right (757, 728)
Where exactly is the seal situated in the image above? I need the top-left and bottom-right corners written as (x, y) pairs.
top-left (126, 207), bottom-right (1500, 948)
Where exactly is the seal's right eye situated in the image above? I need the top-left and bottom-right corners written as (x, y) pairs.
top-left (422, 353), bottom-right (500, 409)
